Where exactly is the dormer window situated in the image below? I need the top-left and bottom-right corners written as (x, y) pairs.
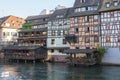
top-left (5, 22), bottom-right (10, 27)
top-left (106, 2), bottom-right (110, 8)
top-left (56, 15), bottom-right (63, 18)
top-left (80, 0), bottom-right (85, 3)
top-left (114, 1), bottom-right (118, 7)
top-left (81, 7), bottom-right (86, 11)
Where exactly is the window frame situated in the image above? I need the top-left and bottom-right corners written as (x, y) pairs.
top-left (106, 2), bottom-right (110, 8)
top-left (84, 16), bottom-right (89, 22)
top-left (85, 37), bottom-right (90, 43)
top-left (94, 36), bottom-right (99, 42)
top-left (51, 39), bottom-right (55, 45)
top-left (74, 17), bottom-right (78, 24)
top-left (106, 36), bottom-right (111, 42)
top-left (113, 1), bottom-right (118, 7)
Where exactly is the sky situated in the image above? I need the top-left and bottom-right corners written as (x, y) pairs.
top-left (0, 0), bottom-right (74, 18)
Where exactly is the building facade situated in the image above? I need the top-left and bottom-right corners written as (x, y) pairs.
top-left (65, 0), bottom-right (101, 53)
top-left (99, 0), bottom-right (120, 64)
top-left (0, 15), bottom-right (25, 43)
top-left (47, 8), bottom-right (70, 62)
top-left (3, 14), bottom-right (50, 62)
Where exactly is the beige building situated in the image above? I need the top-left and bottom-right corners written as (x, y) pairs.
top-left (0, 15), bottom-right (25, 43)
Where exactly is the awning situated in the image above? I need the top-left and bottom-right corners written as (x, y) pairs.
top-left (64, 49), bottom-right (96, 54)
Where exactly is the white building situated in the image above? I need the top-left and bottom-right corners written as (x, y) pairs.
top-left (47, 8), bottom-right (70, 62)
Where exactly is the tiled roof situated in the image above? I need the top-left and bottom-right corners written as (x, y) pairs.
top-left (99, 0), bottom-right (120, 12)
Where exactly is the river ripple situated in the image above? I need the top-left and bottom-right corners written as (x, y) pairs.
top-left (0, 63), bottom-right (119, 80)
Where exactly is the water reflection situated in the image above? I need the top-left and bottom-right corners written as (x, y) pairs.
top-left (0, 63), bottom-right (120, 80)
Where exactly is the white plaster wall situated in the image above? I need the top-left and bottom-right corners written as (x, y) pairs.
top-left (47, 37), bottom-right (69, 48)
top-left (102, 48), bottom-right (120, 64)
top-left (48, 49), bottom-right (66, 56)
top-left (1, 28), bottom-right (18, 41)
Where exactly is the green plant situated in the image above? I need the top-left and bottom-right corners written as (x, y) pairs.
top-left (22, 22), bottom-right (34, 30)
top-left (96, 44), bottom-right (107, 64)
top-left (66, 55), bottom-right (73, 62)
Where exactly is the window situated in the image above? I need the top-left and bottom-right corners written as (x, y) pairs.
top-left (63, 39), bottom-right (67, 44)
top-left (76, 47), bottom-right (79, 49)
top-left (57, 30), bottom-right (61, 36)
top-left (106, 2), bottom-right (110, 8)
top-left (94, 15), bottom-right (98, 21)
top-left (74, 8), bottom-right (78, 13)
top-left (106, 36), bottom-right (110, 42)
top-left (84, 16), bottom-right (89, 22)
top-left (88, 6), bottom-right (98, 11)
top-left (85, 37), bottom-right (90, 43)
top-left (94, 27), bottom-right (99, 32)
top-left (5, 22), bottom-right (10, 27)
top-left (52, 31), bottom-right (56, 36)
top-left (59, 49), bottom-right (63, 53)
top-left (110, 12), bottom-right (114, 17)
top-left (3, 32), bottom-right (5, 36)
top-left (14, 33), bottom-right (17, 36)
top-left (81, 0), bottom-right (85, 3)
top-left (114, 1), bottom-right (118, 7)
top-left (93, 6), bottom-right (98, 10)
top-left (51, 39), bottom-right (55, 45)
top-left (56, 15), bottom-right (63, 18)
top-left (85, 27), bottom-right (90, 32)
top-left (106, 23), bottom-right (110, 29)
top-left (118, 36), bottom-right (120, 42)
top-left (81, 7), bottom-right (86, 11)
top-left (51, 49), bottom-right (54, 53)
top-left (58, 20), bottom-right (62, 26)
top-left (74, 17), bottom-right (78, 24)
top-left (74, 28), bottom-right (79, 33)
top-left (63, 30), bottom-right (68, 35)
top-left (94, 36), bottom-right (99, 42)
top-left (63, 20), bottom-right (67, 25)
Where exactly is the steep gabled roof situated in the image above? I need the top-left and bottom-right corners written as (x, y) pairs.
top-left (68, 0), bottom-right (102, 17)
top-left (49, 8), bottom-right (69, 20)
top-left (74, 0), bottom-right (101, 8)
top-left (68, 8), bottom-right (99, 17)
top-left (99, 0), bottom-right (120, 12)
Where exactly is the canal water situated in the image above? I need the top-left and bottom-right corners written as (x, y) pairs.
top-left (0, 62), bottom-right (120, 80)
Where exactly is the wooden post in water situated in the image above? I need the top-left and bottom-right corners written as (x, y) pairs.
top-left (17, 60), bottom-right (19, 63)
top-left (33, 60), bottom-right (35, 64)
top-left (25, 60), bottom-right (27, 63)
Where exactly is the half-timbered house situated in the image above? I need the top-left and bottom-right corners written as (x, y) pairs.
top-left (65, 0), bottom-right (102, 53)
top-left (99, 0), bottom-right (120, 64)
